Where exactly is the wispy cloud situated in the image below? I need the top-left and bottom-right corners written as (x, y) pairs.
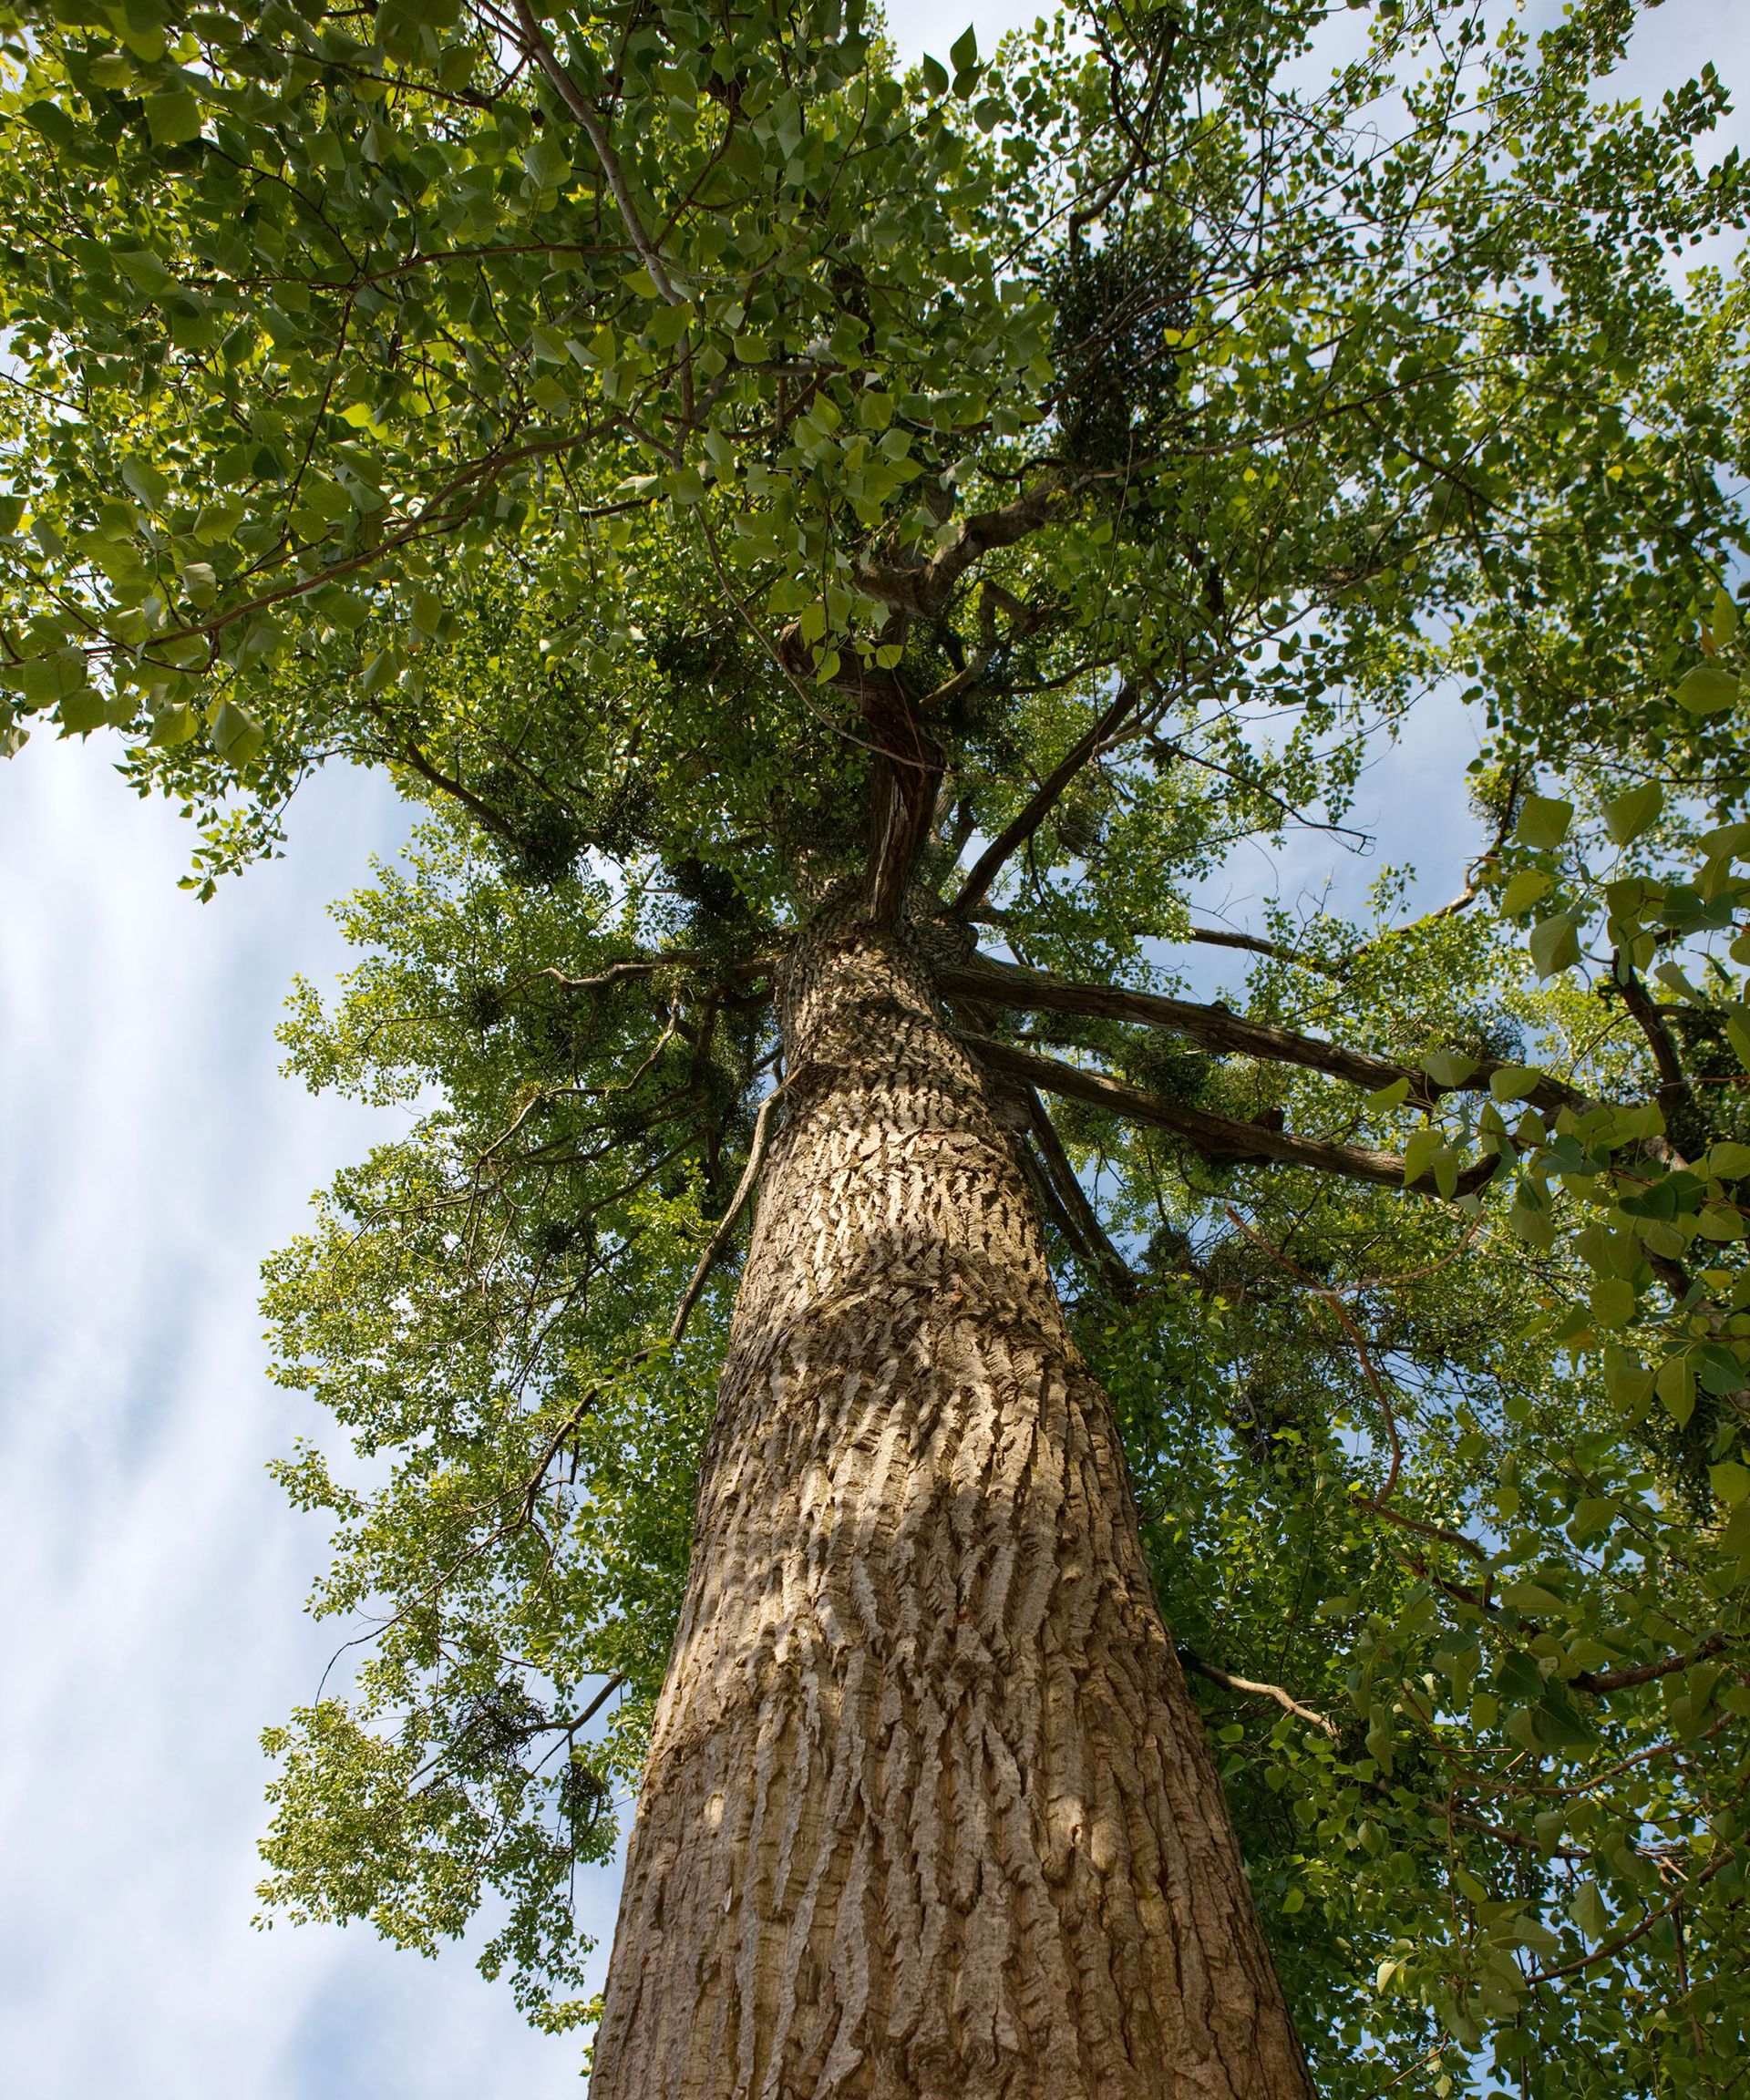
top-left (0, 744), bottom-right (614, 2096)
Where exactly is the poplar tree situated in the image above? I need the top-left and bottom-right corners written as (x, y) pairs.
top-left (5, 1), bottom-right (1750, 2092)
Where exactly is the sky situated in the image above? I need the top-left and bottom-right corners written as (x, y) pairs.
top-left (3, 5), bottom-right (1747, 2096)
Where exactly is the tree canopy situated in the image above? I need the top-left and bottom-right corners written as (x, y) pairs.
top-left (5, 0), bottom-right (1750, 2091)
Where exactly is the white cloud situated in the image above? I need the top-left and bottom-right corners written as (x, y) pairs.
top-left (0, 746), bottom-right (615, 2097)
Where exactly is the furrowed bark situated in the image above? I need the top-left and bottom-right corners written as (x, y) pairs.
top-left (589, 893), bottom-right (1315, 2099)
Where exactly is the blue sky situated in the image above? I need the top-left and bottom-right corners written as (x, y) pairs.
top-left (2, 5), bottom-right (1745, 2094)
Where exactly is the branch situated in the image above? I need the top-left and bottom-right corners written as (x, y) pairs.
top-left (1613, 955), bottom-right (1693, 1121)
top-left (1185, 924), bottom-right (1347, 978)
top-left (1524, 1848), bottom-right (1733, 1986)
top-left (395, 739), bottom-right (525, 845)
top-left (951, 680), bottom-right (1145, 921)
top-left (858, 473), bottom-right (1073, 621)
top-left (1024, 1089), bottom-right (1138, 1299)
top-left (509, 1), bottom-right (685, 304)
top-left (1016, 1134), bottom-right (1105, 1281)
top-left (1448, 1808), bottom-right (1587, 1860)
top-left (565, 1673), bottom-right (627, 1734)
top-left (965, 906), bottom-right (1348, 981)
top-left (942, 953), bottom-right (1582, 1118)
top-left (1571, 1631), bottom-right (1727, 1699)
top-left (860, 679), bottom-right (944, 927)
top-left (668, 1083), bottom-right (787, 1344)
top-left (1178, 1648), bottom-right (1338, 1737)
top-left (1393, 1548), bottom-right (1728, 1695)
top-left (498, 955), bottom-right (771, 1002)
top-left (965, 1034), bottom-right (1498, 1195)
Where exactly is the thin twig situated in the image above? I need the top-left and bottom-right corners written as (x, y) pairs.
top-left (1178, 1647), bottom-right (1338, 1737)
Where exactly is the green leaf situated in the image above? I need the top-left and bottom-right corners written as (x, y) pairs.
top-left (210, 700), bottom-right (264, 766)
top-left (1515, 795), bottom-right (1572, 849)
top-left (22, 648), bottom-right (90, 705)
top-left (1529, 911), bottom-right (1581, 977)
top-left (919, 53), bottom-right (949, 95)
top-left (1675, 664), bottom-right (1740, 715)
top-left (1710, 1460), bottom-right (1750, 1508)
top-left (1364, 1076), bottom-right (1411, 1111)
top-left (950, 26), bottom-right (980, 75)
top-left (1700, 820), bottom-right (1750, 862)
top-left (22, 99), bottom-right (78, 149)
top-left (1603, 1344), bottom-right (1653, 1410)
top-left (1499, 868), bottom-right (1552, 918)
top-left (145, 88), bottom-right (204, 148)
top-left (1709, 586), bottom-right (1739, 646)
top-left (149, 701), bottom-right (198, 746)
top-left (1488, 1065), bottom-right (1542, 1102)
top-left (1655, 1353), bottom-right (1695, 1428)
top-left (121, 458), bottom-right (171, 510)
top-left (1601, 781), bottom-right (1663, 845)
top-left (58, 685), bottom-right (108, 735)
top-left (1590, 1277), bottom-right (1635, 1330)
top-left (1422, 1049), bottom-right (1478, 1090)
top-left (1704, 1142), bottom-right (1750, 1180)
top-left (1569, 1879), bottom-right (1609, 1941)
top-left (114, 249), bottom-right (175, 297)
top-left (1402, 1126), bottom-right (1443, 1189)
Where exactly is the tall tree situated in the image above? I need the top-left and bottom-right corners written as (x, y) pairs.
top-left (4, 0), bottom-right (1750, 2091)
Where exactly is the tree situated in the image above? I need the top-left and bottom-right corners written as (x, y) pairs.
top-left (4, 0), bottom-right (1750, 2090)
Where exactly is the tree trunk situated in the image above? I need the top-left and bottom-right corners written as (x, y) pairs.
top-left (588, 896), bottom-right (1314, 2099)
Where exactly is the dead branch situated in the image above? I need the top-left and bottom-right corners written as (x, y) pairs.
top-left (1178, 1647), bottom-right (1338, 1737)
top-left (669, 1082), bottom-right (788, 1344)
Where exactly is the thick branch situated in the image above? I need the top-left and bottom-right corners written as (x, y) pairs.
top-left (1614, 956), bottom-right (1693, 1121)
top-left (861, 682), bottom-right (945, 927)
top-left (951, 681), bottom-right (1144, 921)
top-left (1024, 1088), bottom-right (1139, 1300)
top-left (965, 1033), bottom-right (1498, 1195)
top-left (395, 739), bottom-right (524, 846)
top-left (859, 474), bottom-right (1072, 621)
top-left (1016, 1137), bottom-right (1105, 1282)
top-left (944, 953), bottom-right (1580, 1117)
